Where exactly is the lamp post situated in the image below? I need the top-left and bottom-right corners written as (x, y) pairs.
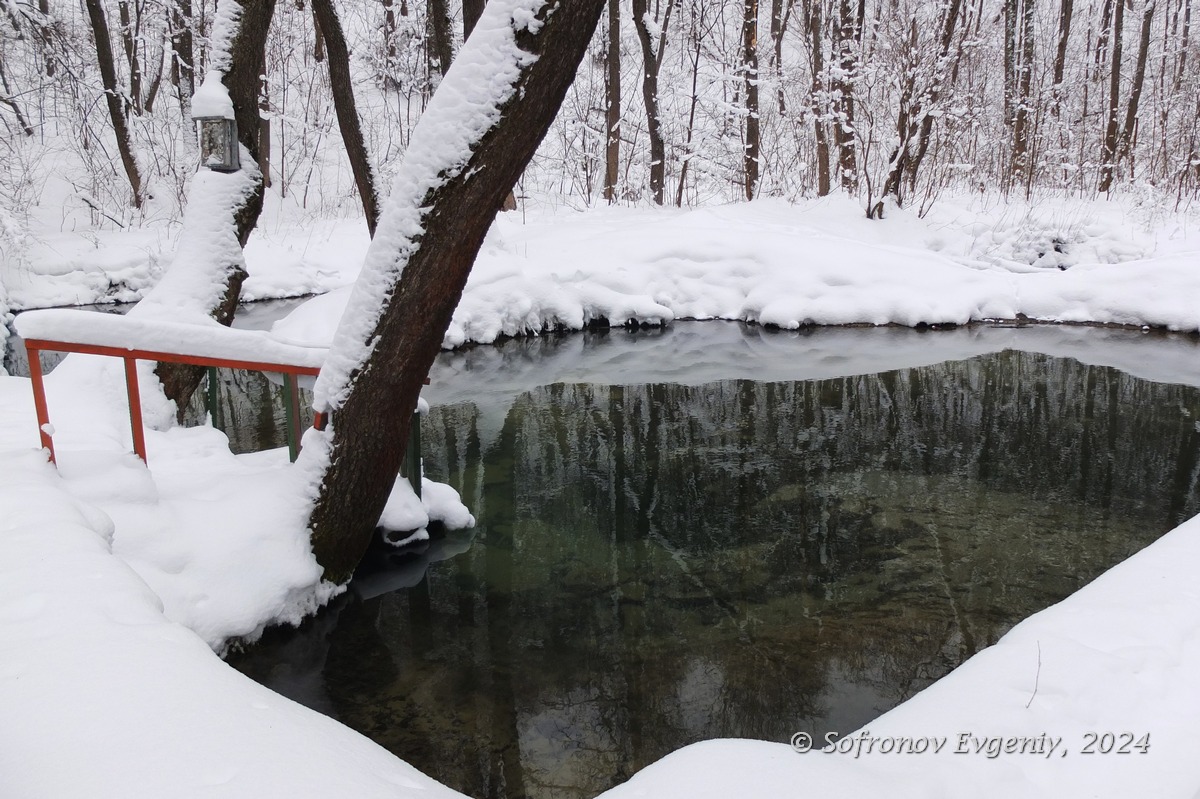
top-left (194, 114), bottom-right (240, 172)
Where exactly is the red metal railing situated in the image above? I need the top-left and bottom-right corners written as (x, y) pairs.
top-left (23, 338), bottom-right (321, 465)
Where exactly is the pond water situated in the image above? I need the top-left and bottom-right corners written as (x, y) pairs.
top-left (221, 321), bottom-right (1200, 799)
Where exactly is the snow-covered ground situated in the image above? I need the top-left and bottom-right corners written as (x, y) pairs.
top-left (3, 193), bottom-right (1200, 797)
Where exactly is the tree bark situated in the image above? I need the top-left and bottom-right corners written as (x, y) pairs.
top-left (1099, 0), bottom-right (1125, 192)
top-left (84, 0), bottom-right (144, 208)
top-left (804, 0), bottom-right (831, 196)
top-left (1051, 0), bottom-right (1074, 110)
top-left (117, 0), bottom-right (143, 114)
top-left (603, 0), bottom-right (620, 203)
top-left (832, 0), bottom-right (860, 191)
top-left (427, 0), bottom-right (454, 78)
top-left (305, 0), bottom-right (606, 583)
top-left (1010, 0), bottom-right (1036, 188)
top-left (463, 0), bottom-right (484, 37)
top-left (170, 0), bottom-right (195, 126)
top-left (631, 0), bottom-right (672, 204)
top-left (312, 0), bottom-right (382, 234)
top-left (743, 0), bottom-right (761, 199)
top-left (1116, 0), bottom-right (1157, 164)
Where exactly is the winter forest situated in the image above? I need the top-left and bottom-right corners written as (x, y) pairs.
top-left (1, 0), bottom-right (1198, 248)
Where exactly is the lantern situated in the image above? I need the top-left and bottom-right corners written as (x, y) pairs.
top-left (194, 114), bottom-right (240, 172)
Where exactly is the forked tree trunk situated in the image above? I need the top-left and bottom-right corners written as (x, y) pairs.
top-left (312, 0), bottom-right (381, 234)
top-left (304, 0), bottom-right (606, 582)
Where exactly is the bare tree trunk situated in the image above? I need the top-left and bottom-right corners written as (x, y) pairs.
top-left (676, 3), bottom-right (706, 206)
top-left (83, 0), bottom-right (144, 208)
top-left (631, 0), bottom-right (672, 204)
top-left (117, 0), bottom-right (143, 114)
top-left (463, 0), bottom-right (484, 37)
top-left (170, 0), bottom-right (195, 125)
top-left (804, 0), bottom-right (831, 196)
top-left (1010, 0), bottom-right (1036, 187)
top-left (1052, 0), bottom-right (1074, 112)
top-left (427, 0), bottom-right (454, 78)
top-left (38, 0), bottom-right (56, 77)
top-left (1003, 0), bottom-right (1017, 125)
top-left (771, 0), bottom-right (785, 113)
top-left (743, 0), bottom-right (761, 199)
top-left (305, 0), bottom-right (606, 582)
top-left (832, 0), bottom-right (860, 191)
top-left (0, 58), bottom-right (34, 135)
top-left (1099, 0), bottom-right (1125, 192)
top-left (1173, 0), bottom-right (1190, 90)
top-left (382, 0), bottom-right (398, 73)
top-left (1116, 0), bottom-right (1157, 165)
top-left (312, 0), bottom-right (382, 233)
top-left (603, 0), bottom-right (620, 203)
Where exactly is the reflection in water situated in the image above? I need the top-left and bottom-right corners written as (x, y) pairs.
top-left (230, 329), bottom-right (1200, 799)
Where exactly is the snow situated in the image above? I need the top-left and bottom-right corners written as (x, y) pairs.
top-left (15, 307), bottom-right (327, 369)
top-left (0, 451), bottom-right (469, 799)
top-left (267, 198), bottom-right (1200, 354)
top-left (3, 192), bottom-right (1200, 798)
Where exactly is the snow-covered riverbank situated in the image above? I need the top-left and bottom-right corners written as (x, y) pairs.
top-left (3, 195), bottom-right (1200, 797)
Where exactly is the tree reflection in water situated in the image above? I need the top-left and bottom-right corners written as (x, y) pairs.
top-left (229, 326), bottom-right (1200, 799)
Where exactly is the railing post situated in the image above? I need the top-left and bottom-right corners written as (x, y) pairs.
top-left (123, 357), bottom-right (148, 463)
top-left (26, 344), bottom-right (55, 465)
top-left (406, 408), bottom-right (422, 499)
top-left (206, 366), bottom-right (225, 432)
top-left (283, 372), bottom-right (299, 462)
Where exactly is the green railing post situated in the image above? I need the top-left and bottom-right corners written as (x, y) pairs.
top-left (283, 373), bottom-right (299, 462)
top-left (206, 366), bottom-right (225, 432)
top-left (405, 409), bottom-right (422, 499)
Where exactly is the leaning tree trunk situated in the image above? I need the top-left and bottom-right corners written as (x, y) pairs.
top-left (312, 0), bottom-right (381, 234)
top-left (153, 0), bottom-right (276, 412)
top-left (83, 0), bottom-right (144, 208)
top-left (303, 0), bottom-right (606, 582)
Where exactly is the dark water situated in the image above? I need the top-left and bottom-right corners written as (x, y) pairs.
top-left (226, 323), bottom-right (1200, 799)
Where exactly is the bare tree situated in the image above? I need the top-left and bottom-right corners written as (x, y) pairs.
top-left (312, 0), bottom-right (382, 233)
top-left (169, 0), bottom-right (195, 125)
top-left (83, 0), bottom-right (145, 207)
top-left (463, 0), bottom-right (484, 37)
top-left (803, 0), bottom-right (831, 196)
top-left (603, 0), bottom-right (620, 203)
top-left (1098, 0), bottom-right (1126, 191)
top-left (632, 0), bottom-right (673, 204)
top-left (742, 0), bottom-right (761, 199)
top-left (116, 0), bottom-right (143, 114)
top-left (304, 0), bottom-right (606, 582)
top-left (832, 0), bottom-right (862, 191)
top-left (427, 0), bottom-right (454, 78)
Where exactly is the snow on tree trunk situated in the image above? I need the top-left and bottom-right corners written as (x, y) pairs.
top-left (298, 0), bottom-right (606, 583)
top-left (136, 0), bottom-right (276, 416)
